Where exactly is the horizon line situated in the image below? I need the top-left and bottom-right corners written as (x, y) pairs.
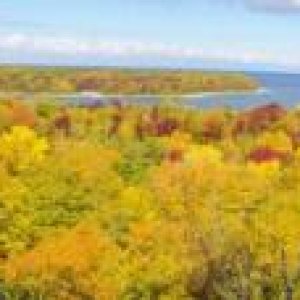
top-left (0, 62), bottom-right (299, 75)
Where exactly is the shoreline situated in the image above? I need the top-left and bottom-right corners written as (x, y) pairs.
top-left (181, 87), bottom-right (268, 98)
top-left (0, 88), bottom-right (266, 99)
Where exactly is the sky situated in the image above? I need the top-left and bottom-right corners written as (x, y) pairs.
top-left (0, 0), bottom-right (300, 71)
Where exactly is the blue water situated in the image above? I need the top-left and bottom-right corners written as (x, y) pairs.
top-left (182, 72), bottom-right (300, 109)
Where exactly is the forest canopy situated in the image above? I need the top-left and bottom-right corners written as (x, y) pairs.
top-left (1, 99), bottom-right (300, 299)
top-left (0, 67), bottom-right (259, 95)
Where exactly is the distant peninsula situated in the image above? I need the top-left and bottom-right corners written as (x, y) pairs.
top-left (0, 66), bottom-right (259, 95)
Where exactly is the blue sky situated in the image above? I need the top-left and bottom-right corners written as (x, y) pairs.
top-left (0, 0), bottom-right (300, 71)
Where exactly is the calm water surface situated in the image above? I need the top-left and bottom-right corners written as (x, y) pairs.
top-left (183, 72), bottom-right (300, 109)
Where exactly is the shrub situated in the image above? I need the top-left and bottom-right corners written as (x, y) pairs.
top-left (0, 126), bottom-right (49, 174)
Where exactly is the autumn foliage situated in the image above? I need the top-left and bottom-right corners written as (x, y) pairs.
top-left (234, 103), bottom-right (287, 134)
top-left (0, 67), bottom-right (258, 95)
top-left (2, 99), bottom-right (300, 299)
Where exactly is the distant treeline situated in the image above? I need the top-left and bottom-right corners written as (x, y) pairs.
top-left (0, 67), bottom-right (259, 94)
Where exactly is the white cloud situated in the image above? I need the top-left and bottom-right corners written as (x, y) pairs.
top-left (0, 33), bottom-right (299, 69)
top-left (226, 0), bottom-right (300, 12)
top-left (0, 34), bottom-right (187, 57)
top-left (249, 0), bottom-right (300, 10)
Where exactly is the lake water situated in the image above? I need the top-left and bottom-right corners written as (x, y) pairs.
top-left (183, 72), bottom-right (300, 109)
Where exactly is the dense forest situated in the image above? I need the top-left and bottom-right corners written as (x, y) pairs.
top-left (1, 98), bottom-right (300, 299)
top-left (0, 67), bottom-right (258, 95)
